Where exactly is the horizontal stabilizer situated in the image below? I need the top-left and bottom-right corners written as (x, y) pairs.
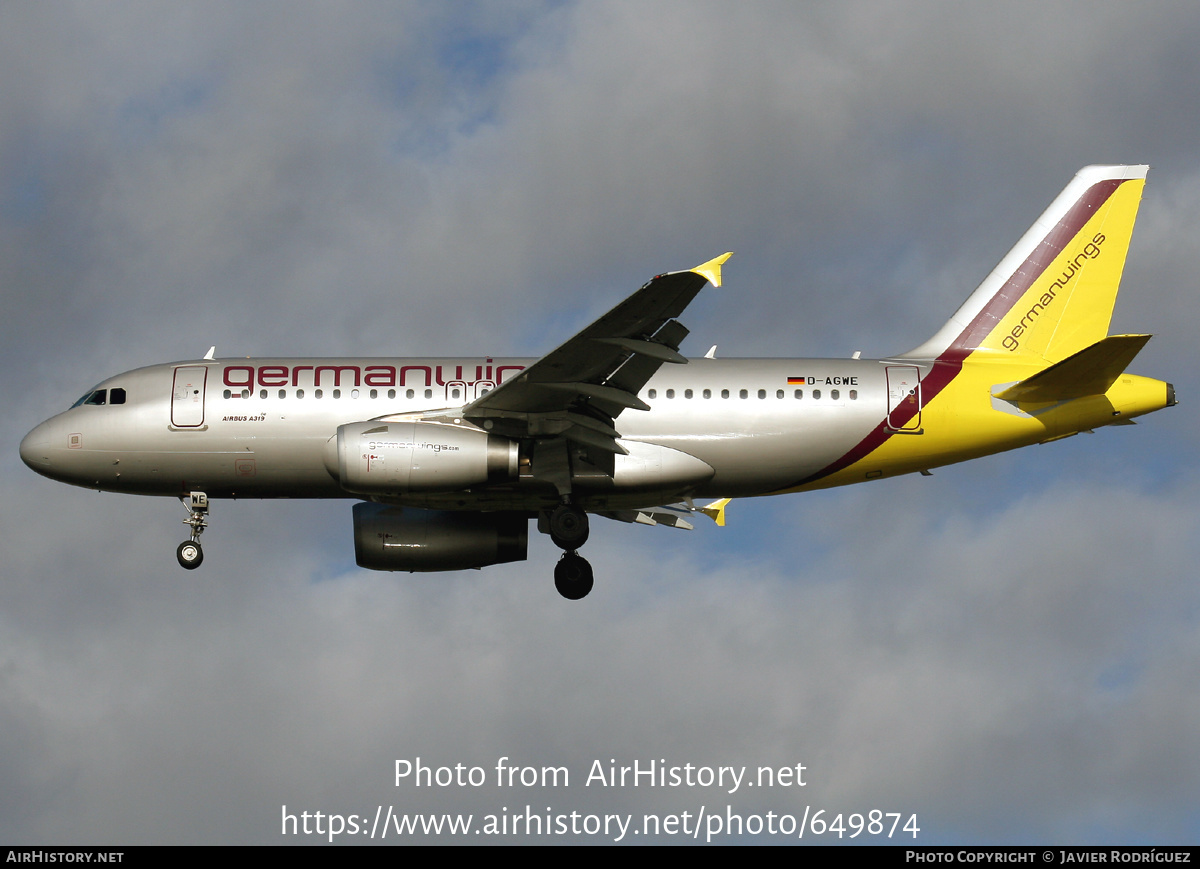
top-left (995, 334), bottom-right (1152, 402)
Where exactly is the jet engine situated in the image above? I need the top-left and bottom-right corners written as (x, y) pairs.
top-left (352, 503), bottom-right (528, 571)
top-left (330, 420), bottom-right (518, 495)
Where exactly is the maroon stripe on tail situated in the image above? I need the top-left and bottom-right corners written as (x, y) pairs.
top-left (945, 179), bottom-right (1122, 357)
top-left (782, 178), bottom-right (1124, 491)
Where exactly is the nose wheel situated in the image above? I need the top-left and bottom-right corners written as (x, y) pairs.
top-left (177, 540), bottom-right (203, 569)
top-left (177, 491), bottom-right (209, 570)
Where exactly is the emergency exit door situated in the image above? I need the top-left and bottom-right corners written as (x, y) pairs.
top-left (171, 366), bottom-right (207, 427)
top-left (885, 365), bottom-right (922, 433)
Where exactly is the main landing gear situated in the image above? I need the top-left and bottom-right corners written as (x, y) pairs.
top-left (546, 503), bottom-right (593, 600)
top-left (177, 491), bottom-right (209, 570)
top-left (554, 551), bottom-right (593, 600)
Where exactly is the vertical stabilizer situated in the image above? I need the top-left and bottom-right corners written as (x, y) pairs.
top-left (903, 165), bottom-right (1147, 363)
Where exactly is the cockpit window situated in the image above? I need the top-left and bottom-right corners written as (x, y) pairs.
top-left (70, 387), bottom-right (126, 408)
top-left (72, 389), bottom-right (108, 407)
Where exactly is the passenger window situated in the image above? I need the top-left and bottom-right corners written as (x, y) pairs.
top-left (223, 389), bottom-right (231, 399)
top-left (315, 389), bottom-right (323, 399)
top-left (333, 389), bottom-right (341, 399)
top-left (451, 388), bottom-right (461, 399)
top-left (795, 389), bottom-right (803, 399)
top-left (703, 389), bottom-right (711, 399)
top-left (757, 389), bottom-right (766, 399)
top-left (776, 389), bottom-right (784, 399)
top-left (424, 389), bottom-right (432, 399)
top-left (259, 389), bottom-right (267, 399)
top-left (110, 388), bottom-right (126, 405)
top-left (684, 389), bottom-right (692, 399)
top-left (648, 389), bottom-right (656, 399)
top-left (739, 389), bottom-right (748, 399)
top-left (370, 389), bottom-right (378, 399)
top-left (405, 389), bottom-right (413, 399)
top-left (390, 389), bottom-right (397, 399)
top-left (813, 389), bottom-right (822, 399)
top-left (721, 389), bottom-right (729, 399)
top-left (297, 389), bottom-right (305, 399)
top-left (278, 389), bottom-right (286, 399)
top-left (666, 389), bottom-right (675, 399)
top-left (831, 389), bottom-right (840, 400)
top-left (849, 389), bottom-right (858, 400)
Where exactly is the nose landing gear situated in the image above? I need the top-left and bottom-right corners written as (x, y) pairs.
top-left (177, 491), bottom-right (209, 570)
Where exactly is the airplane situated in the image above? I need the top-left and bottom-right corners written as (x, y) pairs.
top-left (20, 165), bottom-right (1175, 599)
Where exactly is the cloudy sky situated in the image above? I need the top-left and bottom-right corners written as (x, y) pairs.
top-left (3, 0), bottom-right (1199, 845)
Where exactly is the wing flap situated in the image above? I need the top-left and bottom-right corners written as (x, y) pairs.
top-left (596, 504), bottom-right (696, 530)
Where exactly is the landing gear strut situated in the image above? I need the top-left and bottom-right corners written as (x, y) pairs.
top-left (177, 491), bottom-right (208, 570)
top-left (545, 503), bottom-right (593, 599)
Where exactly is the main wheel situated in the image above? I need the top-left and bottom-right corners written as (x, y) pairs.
top-left (176, 540), bottom-right (204, 570)
top-left (548, 504), bottom-right (589, 550)
top-left (554, 552), bottom-right (594, 600)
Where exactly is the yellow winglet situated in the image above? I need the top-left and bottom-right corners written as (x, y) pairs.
top-left (699, 497), bottom-right (731, 527)
top-left (690, 252), bottom-right (734, 288)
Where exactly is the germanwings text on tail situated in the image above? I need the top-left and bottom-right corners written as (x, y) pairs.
top-left (21, 165), bottom-right (1174, 599)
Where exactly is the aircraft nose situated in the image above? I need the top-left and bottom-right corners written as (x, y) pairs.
top-left (20, 422), bottom-right (52, 471)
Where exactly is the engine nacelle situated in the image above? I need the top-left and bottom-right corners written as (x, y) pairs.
top-left (352, 503), bottom-right (528, 572)
top-left (330, 420), bottom-right (518, 495)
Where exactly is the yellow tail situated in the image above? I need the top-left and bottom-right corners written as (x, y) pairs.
top-left (904, 165), bottom-right (1147, 365)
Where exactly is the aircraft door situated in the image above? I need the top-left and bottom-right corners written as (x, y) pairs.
top-left (885, 365), bottom-right (922, 432)
top-left (172, 366), bottom-right (207, 427)
top-left (445, 380), bottom-right (467, 403)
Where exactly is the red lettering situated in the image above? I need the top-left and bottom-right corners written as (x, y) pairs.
top-left (223, 366), bottom-right (254, 388)
top-left (314, 365), bottom-right (360, 387)
top-left (399, 366), bottom-right (431, 387)
top-left (434, 365), bottom-right (463, 386)
top-left (363, 365), bottom-right (396, 387)
top-left (257, 365), bottom-right (289, 387)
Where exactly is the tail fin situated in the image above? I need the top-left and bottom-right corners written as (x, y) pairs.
top-left (903, 165), bottom-right (1148, 364)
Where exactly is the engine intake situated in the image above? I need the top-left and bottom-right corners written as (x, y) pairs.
top-left (353, 503), bottom-right (528, 571)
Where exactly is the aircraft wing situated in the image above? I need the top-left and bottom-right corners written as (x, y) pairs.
top-left (461, 252), bottom-right (732, 453)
